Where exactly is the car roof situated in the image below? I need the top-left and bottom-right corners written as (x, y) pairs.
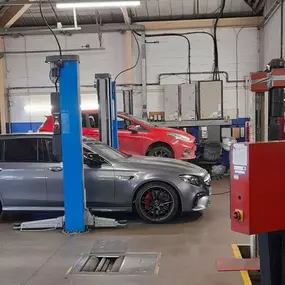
top-left (0, 133), bottom-right (53, 139)
top-left (81, 110), bottom-right (126, 115)
top-left (0, 133), bottom-right (102, 144)
top-left (46, 110), bottom-right (126, 116)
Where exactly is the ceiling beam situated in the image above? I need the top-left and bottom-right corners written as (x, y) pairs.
top-left (0, 0), bottom-right (31, 28)
top-left (140, 16), bottom-right (264, 30)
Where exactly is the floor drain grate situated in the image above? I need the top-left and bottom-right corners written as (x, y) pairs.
top-left (72, 252), bottom-right (160, 276)
top-left (81, 256), bottom-right (124, 273)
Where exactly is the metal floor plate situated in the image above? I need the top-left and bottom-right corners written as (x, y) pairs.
top-left (72, 252), bottom-right (161, 276)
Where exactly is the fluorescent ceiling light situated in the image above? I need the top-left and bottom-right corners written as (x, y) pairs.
top-left (56, 1), bottom-right (140, 9)
top-left (24, 103), bottom-right (99, 113)
top-left (24, 104), bottom-right (52, 113)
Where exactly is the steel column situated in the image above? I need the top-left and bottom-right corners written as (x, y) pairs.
top-left (57, 56), bottom-right (85, 232)
top-left (141, 31), bottom-right (147, 119)
top-left (0, 39), bottom-right (7, 134)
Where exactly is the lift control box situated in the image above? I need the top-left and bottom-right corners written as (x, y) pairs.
top-left (231, 141), bottom-right (285, 235)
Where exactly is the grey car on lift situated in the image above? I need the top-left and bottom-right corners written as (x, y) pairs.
top-left (0, 133), bottom-right (211, 223)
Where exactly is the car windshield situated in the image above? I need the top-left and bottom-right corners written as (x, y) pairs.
top-left (84, 139), bottom-right (129, 161)
top-left (127, 114), bottom-right (154, 127)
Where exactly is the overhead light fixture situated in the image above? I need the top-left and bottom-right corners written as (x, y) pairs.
top-left (56, 1), bottom-right (140, 9)
top-left (24, 103), bottom-right (99, 113)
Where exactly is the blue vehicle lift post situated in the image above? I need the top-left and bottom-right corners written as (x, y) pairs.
top-left (49, 55), bottom-right (85, 232)
top-left (13, 56), bottom-right (124, 232)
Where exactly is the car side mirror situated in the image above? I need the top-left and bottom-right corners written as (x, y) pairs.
top-left (84, 153), bottom-right (103, 167)
top-left (128, 125), bottom-right (138, 134)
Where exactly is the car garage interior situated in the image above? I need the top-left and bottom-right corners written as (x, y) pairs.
top-left (0, 0), bottom-right (285, 284)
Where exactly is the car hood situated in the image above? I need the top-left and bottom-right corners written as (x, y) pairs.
top-left (153, 127), bottom-right (195, 140)
top-left (125, 156), bottom-right (207, 176)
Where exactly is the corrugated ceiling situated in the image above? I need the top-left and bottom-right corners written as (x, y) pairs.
top-left (0, 0), bottom-right (257, 27)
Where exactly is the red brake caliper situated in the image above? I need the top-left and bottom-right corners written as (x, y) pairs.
top-left (145, 192), bottom-right (151, 210)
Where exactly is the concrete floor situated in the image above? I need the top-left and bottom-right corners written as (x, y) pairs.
top-left (0, 178), bottom-right (248, 285)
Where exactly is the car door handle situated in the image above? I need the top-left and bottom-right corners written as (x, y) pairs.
top-left (49, 167), bottom-right (63, 172)
top-left (0, 168), bottom-right (3, 172)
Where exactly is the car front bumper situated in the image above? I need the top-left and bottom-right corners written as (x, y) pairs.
top-left (192, 195), bottom-right (210, 211)
top-left (171, 141), bottom-right (197, 160)
top-left (178, 181), bottom-right (211, 212)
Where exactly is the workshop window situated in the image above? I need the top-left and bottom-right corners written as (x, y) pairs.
top-left (4, 138), bottom-right (38, 162)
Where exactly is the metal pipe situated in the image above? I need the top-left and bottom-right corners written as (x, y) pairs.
top-left (158, 71), bottom-right (245, 85)
top-left (2, 47), bottom-right (105, 55)
top-left (250, 235), bottom-right (258, 258)
top-left (7, 83), bottom-right (145, 90)
top-left (236, 28), bottom-right (244, 119)
top-left (7, 71), bottom-right (245, 92)
top-left (145, 33), bottom-right (191, 83)
top-left (73, 7), bottom-right (78, 30)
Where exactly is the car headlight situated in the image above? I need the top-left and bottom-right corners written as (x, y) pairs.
top-left (167, 133), bottom-right (191, 142)
top-left (204, 174), bottom-right (211, 185)
top-left (179, 174), bottom-right (201, 186)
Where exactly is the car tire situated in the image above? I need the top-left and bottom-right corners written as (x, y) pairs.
top-left (147, 145), bottom-right (174, 158)
top-left (135, 182), bottom-right (179, 223)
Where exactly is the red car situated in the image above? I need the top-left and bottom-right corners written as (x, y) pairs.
top-left (39, 111), bottom-right (196, 160)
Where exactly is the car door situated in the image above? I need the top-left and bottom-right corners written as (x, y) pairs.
top-left (0, 137), bottom-right (47, 210)
top-left (84, 151), bottom-right (115, 209)
top-left (43, 138), bottom-right (115, 210)
top-left (117, 114), bottom-right (147, 155)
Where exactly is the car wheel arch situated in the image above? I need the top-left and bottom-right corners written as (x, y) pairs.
top-left (145, 141), bottom-right (174, 156)
top-left (132, 180), bottom-right (182, 211)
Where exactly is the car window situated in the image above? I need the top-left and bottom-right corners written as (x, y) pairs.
top-left (4, 138), bottom-right (38, 162)
top-left (88, 113), bottom-right (99, 128)
top-left (41, 138), bottom-right (59, 162)
top-left (117, 116), bottom-right (147, 132)
top-left (117, 116), bottom-right (135, 130)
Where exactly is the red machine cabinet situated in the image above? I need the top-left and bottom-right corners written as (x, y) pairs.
top-left (231, 141), bottom-right (285, 235)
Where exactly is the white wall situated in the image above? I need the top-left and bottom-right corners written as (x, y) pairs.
top-left (260, 1), bottom-right (285, 67)
top-left (139, 27), bottom-right (259, 118)
top-left (5, 32), bottom-right (129, 124)
top-left (3, 25), bottom-right (259, 126)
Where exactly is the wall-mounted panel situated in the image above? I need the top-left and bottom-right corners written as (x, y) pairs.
top-left (164, 85), bottom-right (179, 121)
top-left (199, 81), bottom-right (223, 119)
top-left (180, 84), bottom-right (196, 120)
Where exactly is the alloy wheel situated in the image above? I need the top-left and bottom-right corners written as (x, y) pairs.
top-left (139, 186), bottom-right (175, 222)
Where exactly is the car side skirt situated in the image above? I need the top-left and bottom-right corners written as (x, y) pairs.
top-left (2, 206), bottom-right (133, 213)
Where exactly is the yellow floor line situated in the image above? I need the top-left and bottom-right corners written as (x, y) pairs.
top-left (231, 244), bottom-right (252, 285)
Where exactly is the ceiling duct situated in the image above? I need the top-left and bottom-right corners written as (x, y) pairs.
top-left (244, 0), bottom-right (266, 14)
